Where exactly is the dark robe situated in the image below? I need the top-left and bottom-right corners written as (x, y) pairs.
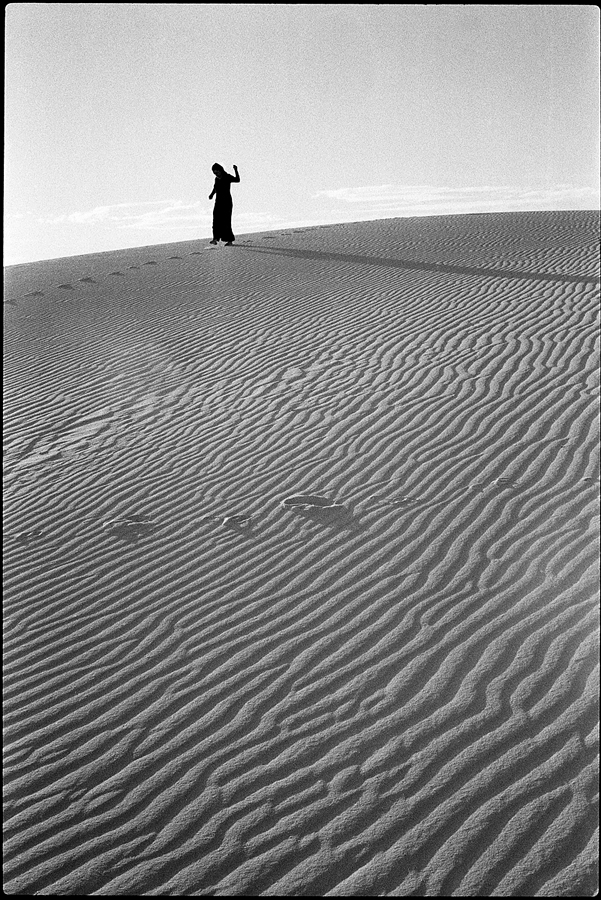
top-left (212, 174), bottom-right (236, 242)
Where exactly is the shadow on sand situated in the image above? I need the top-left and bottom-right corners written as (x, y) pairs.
top-left (237, 243), bottom-right (599, 287)
top-left (292, 504), bottom-right (361, 532)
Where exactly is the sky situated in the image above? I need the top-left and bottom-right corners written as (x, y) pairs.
top-left (4, 3), bottom-right (600, 265)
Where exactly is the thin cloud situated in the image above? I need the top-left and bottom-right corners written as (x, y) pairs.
top-left (311, 184), bottom-right (599, 215)
top-left (37, 201), bottom-right (279, 233)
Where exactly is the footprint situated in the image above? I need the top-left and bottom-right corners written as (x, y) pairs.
top-left (282, 494), bottom-right (338, 509)
top-left (25, 291), bottom-right (44, 297)
top-left (79, 277), bottom-right (97, 284)
top-left (168, 255), bottom-right (183, 260)
top-left (143, 261), bottom-right (158, 266)
top-left (366, 494), bottom-right (416, 509)
top-left (103, 513), bottom-right (153, 526)
top-left (283, 497), bottom-right (352, 528)
top-left (128, 265), bottom-right (141, 270)
top-left (222, 514), bottom-right (253, 528)
top-left (102, 514), bottom-right (156, 541)
top-left (108, 271), bottom-right (126, 277)
top-left (11, 528), bottom-right (44, 545)
top-left (57, 284), bottom-right (74, 290)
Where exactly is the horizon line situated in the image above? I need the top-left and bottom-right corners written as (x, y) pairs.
top-left (5, 207), bottom-right (600, 268)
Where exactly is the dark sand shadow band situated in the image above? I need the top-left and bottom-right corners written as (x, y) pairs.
top-left (237, 244), bottom-right (600, 287)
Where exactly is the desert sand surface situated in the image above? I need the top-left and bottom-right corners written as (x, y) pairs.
top-left (3, 211), bottom-right (600, 896)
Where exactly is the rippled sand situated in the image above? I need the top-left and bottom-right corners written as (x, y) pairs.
top-left (4, 211), bottom-right (599, 896)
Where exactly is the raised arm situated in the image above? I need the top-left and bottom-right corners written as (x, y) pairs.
top-left (232, 165), bottom-right (240, 183)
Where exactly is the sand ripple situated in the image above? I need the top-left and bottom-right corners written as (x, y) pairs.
top-left (3, 211), bottom-right (599, 895)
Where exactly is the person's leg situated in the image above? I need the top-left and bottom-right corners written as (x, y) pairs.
top-left (224, 200), bottom-right (234, 244)
top-left (212, 206), bottom-right (221, 243)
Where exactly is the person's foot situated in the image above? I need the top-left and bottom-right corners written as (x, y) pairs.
top-left (225, 241), bottom-right (233, 246)
top-left (209, 239), bottom-right (218, 245)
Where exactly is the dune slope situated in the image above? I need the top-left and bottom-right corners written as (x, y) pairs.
top-left (3, 211), bottom-right (600, 896)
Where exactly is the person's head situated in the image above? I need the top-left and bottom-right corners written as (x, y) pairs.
top-left (212, 163), bottom-right (224, 178)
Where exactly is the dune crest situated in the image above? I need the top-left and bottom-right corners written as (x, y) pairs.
top-left (4, 212), bottom-right (599, 896)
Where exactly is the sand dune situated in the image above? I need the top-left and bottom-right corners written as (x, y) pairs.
top-left (3, 211), bottom-right (599, 895)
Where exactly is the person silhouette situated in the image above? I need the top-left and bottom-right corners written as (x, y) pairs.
top-left (209, 163), bottom-right (240, 245)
